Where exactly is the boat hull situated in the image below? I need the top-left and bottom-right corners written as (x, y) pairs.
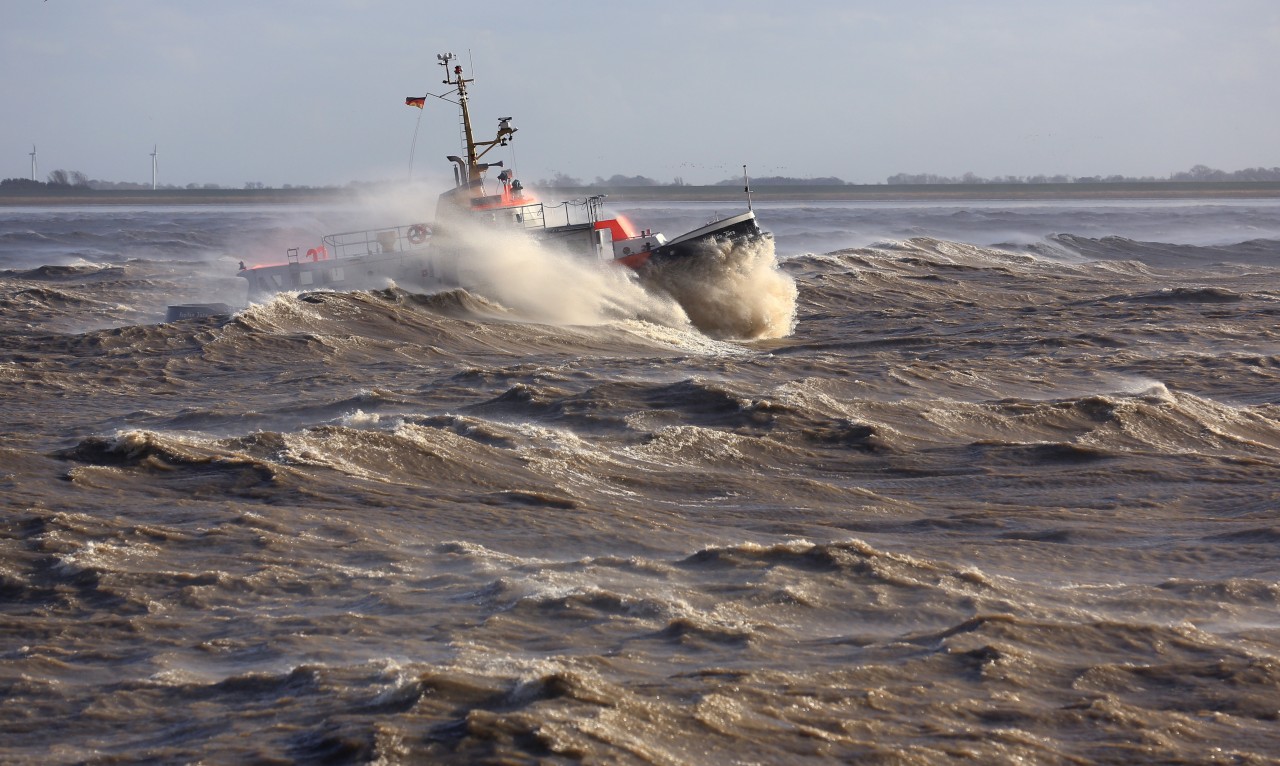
top-left (165, 303), bottom-right (234, 321)
top-left (233, 210), bottom-right (766, 302)
top-left (614, 211), bottom-right (763, 269)
top-left (238, 251), bottom-right (436, 302)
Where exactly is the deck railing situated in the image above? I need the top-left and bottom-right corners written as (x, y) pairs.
top-left (466, 201), bottom-right (547, 230)
top-left (321, 223), bottom-right (431, 260)
top-left (316, 195), bottom-right (597, 260)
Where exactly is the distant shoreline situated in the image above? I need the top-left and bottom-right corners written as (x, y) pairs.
top-left (2, 181), bottom-right (1279, 206)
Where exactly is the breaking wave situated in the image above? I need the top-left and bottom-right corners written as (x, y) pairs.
top-left (639, 235), bottom-right (798, 340)
top-left (7, 199), bottom-right (1280, 764)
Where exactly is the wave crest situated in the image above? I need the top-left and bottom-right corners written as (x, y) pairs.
top-left (639, 236), bottom-right (797, 340)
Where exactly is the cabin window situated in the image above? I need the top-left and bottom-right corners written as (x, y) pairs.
top-left (269, 273), bottom-right (284, 288)
top-left (299, 271), bottom-right (314, 286)
top-left (329, 268), bottom-right (345, 282)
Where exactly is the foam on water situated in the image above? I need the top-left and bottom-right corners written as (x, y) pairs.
top-left (639, 234), bottom-right (798, 340)
top-left (5, 199), bottom-right (1280, 763)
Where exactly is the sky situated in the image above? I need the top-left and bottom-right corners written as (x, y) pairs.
top-left (3, 0), bottom-right (1278, 188)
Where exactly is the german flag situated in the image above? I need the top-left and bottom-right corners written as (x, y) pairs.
top-left (405, 96), bottom-right (426, 109)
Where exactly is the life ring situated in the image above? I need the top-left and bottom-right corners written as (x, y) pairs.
top-left (407, 224), bottom-right (432, 245)
top-left (306, 246), bottom-right (327, 261)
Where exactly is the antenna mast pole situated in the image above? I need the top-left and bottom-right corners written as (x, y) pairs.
top-left (437, 52), bottom-right (516, 189)
top-left (743, 164), bottom-right (753, 211)
top-left (151, 145), bottom-right (158, 190)
top-left (439, 53), bottom-right (481, 183)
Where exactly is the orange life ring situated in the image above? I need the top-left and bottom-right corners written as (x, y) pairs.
top-left (306, 246), bottom-right (327, 261)
top-left (407, 224), bottom-right (432, 245)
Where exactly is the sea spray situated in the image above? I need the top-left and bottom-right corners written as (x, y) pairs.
top-left (282, 184), bottom-right (797, 341)
top-left (638, 235), bottom-right (797, 340)
top-left (430, 217), bottom-right (693, 329)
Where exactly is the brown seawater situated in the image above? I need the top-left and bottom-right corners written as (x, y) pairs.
top-left (2, 198), bottom-right (1280, 764)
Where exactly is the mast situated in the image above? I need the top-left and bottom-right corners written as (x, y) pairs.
top-left (437, 52), bottom-right (516, 189)
top-left (440, 53), bottom-right (479, 183)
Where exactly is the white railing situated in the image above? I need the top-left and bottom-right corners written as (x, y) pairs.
top-left (321, 223), bottom-right (433, 259)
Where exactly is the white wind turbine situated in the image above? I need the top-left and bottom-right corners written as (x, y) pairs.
top-left (150, 145), bottom-right (158, 190)
top-left (29, 145), bottom-right (36, 181)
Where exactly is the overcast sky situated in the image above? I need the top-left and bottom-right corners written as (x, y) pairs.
top-left (3, 0), bottom-right (1278, 187)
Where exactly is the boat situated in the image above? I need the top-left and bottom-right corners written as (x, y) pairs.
top-left (187, 52), bottom-right (766, 311)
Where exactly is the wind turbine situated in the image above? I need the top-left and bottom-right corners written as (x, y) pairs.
top-left (150, 145), bottom-right (158, 190)
top-left (29, 145), bottom-right (36, 181)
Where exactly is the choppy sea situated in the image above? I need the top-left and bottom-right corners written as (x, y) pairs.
top-left (3, 195), bottom-right (1280, 764)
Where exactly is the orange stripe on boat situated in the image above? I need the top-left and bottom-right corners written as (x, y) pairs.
top-left (594, 217), bottom-right (636, 242)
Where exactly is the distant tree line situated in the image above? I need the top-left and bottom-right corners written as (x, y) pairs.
top-left (538, 173), bottom-right (672, 188)
top-left (0, 172), bottom-right (332, 192)
top-left (715, 176), bottom-right (850, 186)
top-left (540, 165), bottom-right (1280, 188)
top-left (7, 164), bottom-right (1279, 193)
top-left (884, 165), bottom-right (1280, 185)
top-left (0, 171), bottom-right (218, 191)
top-left (1168, 165), bottom-right (1280, 182)
top-left (538, 173), bottom-right (851, 187)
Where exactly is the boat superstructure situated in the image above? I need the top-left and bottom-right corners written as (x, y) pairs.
top-left (229, 52), bottom-right (765, 305)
